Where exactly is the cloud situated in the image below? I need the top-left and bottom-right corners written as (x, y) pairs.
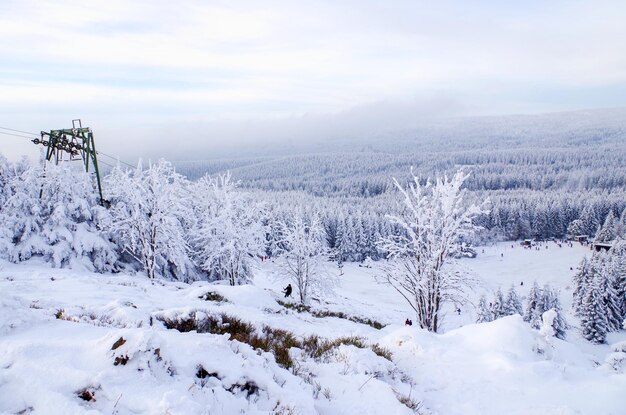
top-left (1, 0), bottom-right (625, 160)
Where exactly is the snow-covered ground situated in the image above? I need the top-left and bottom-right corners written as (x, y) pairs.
top-left (1, 242), bottom-right (625, 414)
top-left (257, 241), bottom-right (591, 331)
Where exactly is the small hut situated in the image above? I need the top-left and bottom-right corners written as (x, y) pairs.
top-left (593, 242), bottom-right (613, 252)
top-left (573, 235), bottom-right (589, 243)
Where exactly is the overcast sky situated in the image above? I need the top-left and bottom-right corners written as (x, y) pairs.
top-left (1, 0), bottom-right (626, 161)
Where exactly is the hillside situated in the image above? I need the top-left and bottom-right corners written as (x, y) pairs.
top-left (173, 108), bottom-right (626, 193)
top-left (2, 242), bottom-right (624, 414)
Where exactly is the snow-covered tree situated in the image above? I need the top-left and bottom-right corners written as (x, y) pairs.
top-left (504, 285), bottom-right (523, 316)
top-left (377, 169), bottom-right (486, 332)
top-left (574, 245), bottom-right (625, 334)
top-left (337, 218), bottom-right (357, 262)
top-left (523, 281), bottom-right (566, 338)
top-left (580, 278), bottom-right (608, 344)
top-left (524, 282), bottom-right (544, 330)
top-left (39, 164), bottom-right (117, 271)
top-left (572, 257), bottom-right (592, 315)
top-left (579, 205), bottom-right (600, 237)
top-left (615, 209), bottom-right (626, 238)
top-left (600, 267), bottom-right (622, 332)
top-left (0, 154), bottom-right (10, 209)
top-left (542, 286), bottom-right (567, 339)
top-left (595, 210), bottom-right (617, 244)
top-left (566, 219), bottom-right (585, 237)
top-left (0, 162), bottom-right (116, 272)
top-left (596, 250), bottom-right (625, 332)
top-left (611, 240), bottom-right (626, 322)
top-left (106, 160), bottom-right (192, 280)
top-left (275, 212), bottom-right (335, 304)
top-left (491, 288), bottom-right (507, 320)
top-left (476, 295), bottom-right (493, 323)
top-left (190, 172), bottom-right (265, 285)
top-left (0, 164), bottom-right (46, 260)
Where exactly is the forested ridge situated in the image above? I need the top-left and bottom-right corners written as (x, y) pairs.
top-left (172, 109), bottom-right (626, 250)
top-left (1, 109), bottom-right (625, 278)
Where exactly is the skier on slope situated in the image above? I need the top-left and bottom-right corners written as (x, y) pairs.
top-left (283, 284), bottom-right (292, 298)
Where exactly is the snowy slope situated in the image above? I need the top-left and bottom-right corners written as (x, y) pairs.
top-left (255, 242), bottom-right (590, 331)
top-left (1, 244), bottom-right (625, 415)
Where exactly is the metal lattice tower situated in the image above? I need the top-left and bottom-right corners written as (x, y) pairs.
top-left (32, 119), bottom-right (105, 205)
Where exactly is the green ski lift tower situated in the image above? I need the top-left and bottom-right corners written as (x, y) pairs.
top-left (32, 119), bottom-right (105, 205)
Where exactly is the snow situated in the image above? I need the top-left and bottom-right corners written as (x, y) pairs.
top-left (1, 242), bottom-right (625, 414)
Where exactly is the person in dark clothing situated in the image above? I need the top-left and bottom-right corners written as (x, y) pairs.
top-left (283, 284), bottom-right (292, 298)
top-left (405, 318), bottom-right (413, 326)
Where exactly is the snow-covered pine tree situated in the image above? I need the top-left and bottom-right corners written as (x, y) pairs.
top-left (371, 224), bottom-right (382, 261)
top-left (354, 216), bottom-right (366, 262)
top-left (476, 295), bottom-right (493, 323)
top-left (580, 276), bottom-right (609, 344)
top-left (595, 210), bottom-right (617, 244)
top-left (616, 209), bottom-right (626, 238)
top-left (579, 205), bottom-right (600, 237)
top-left (566, 219), bottom-right (585, 238)
top-left (524, 281), bottom-right (545, 329)
top-left (572, 257), bottom-right (592, 316)
top-left (610, 239), bottom-right (626, 322)
top-left (0, 164), bottom-right (46, 261)
top-left (504, 285), bottom-right (523, 316)
top-left (598, 253), bottom-right (624, 332)
top-left (491, 288), bottom-right (507, 320)
top-left (337, 217), bottom-right (354, 262)
top-left (323, 216), bottom-right (339, 251)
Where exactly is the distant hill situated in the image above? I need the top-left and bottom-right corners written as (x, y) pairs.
top-left (172, 107), bottom-right (626, 197)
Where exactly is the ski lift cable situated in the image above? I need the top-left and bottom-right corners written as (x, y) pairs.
top-left (0, 126), bottom-right (40, 137)
top-left (0, 130), bottom-right (39, 140)
top-left (97, 159), bottom-right (115, 169)
top-left (95, 151), bottom-right (136, 169)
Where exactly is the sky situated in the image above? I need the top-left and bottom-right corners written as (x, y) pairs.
top-left (1, 0), bottom-right (626, 161)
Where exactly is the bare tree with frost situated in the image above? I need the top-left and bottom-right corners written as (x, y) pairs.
top-left (275, 212), bottom-right (336, 304)
top-left (377, 170), bottom-right (485, 332)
